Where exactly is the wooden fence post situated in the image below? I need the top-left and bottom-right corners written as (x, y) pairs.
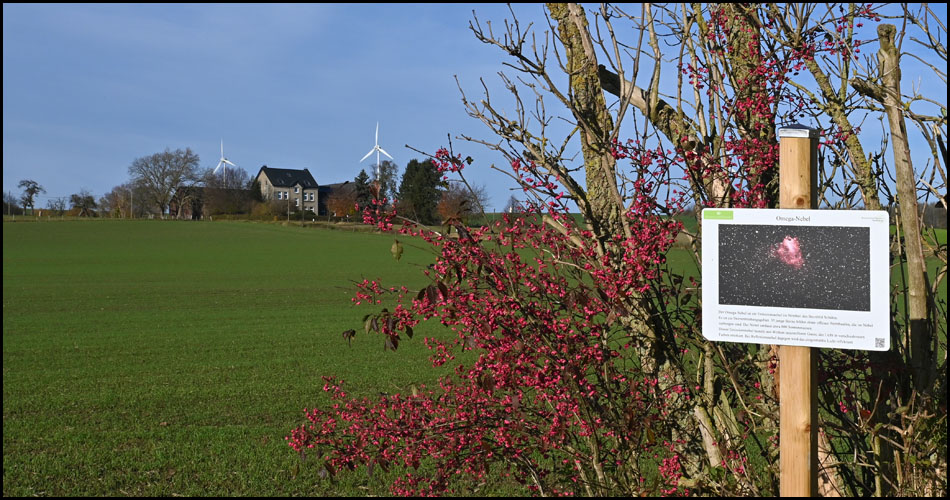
top-left (777, 124), bottom-right (818, 496)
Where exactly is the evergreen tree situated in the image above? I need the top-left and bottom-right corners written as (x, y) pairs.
top-left (397, 159), bottom-right (443, 225)
top-left (354, 169), bottom-right (372, 212)
top-left (248, 178), bottom-right (264, 203)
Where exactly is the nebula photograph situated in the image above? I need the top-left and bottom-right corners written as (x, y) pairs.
top-left (718, 224), bottom-right (871, 311)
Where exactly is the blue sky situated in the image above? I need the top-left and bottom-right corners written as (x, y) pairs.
top-left (3, 3), bottom-right (549, 210)
top-left (4, 4), bottom-right (947, 212)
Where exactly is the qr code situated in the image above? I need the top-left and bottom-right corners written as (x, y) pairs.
top-left (875, 338), bottom-right (885, 348)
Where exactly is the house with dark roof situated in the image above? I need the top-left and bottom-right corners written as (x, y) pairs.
top-left (255, 166), bottom-right (357, 216)
top-left (255, 166), bottom-right (321, 214)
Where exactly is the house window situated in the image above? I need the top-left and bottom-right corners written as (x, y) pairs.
top-left (308, 193), bottom-right (314, 201)
top-left (294, 186), bottom-right (299, 194)
top-left (295, 198), bottom-right (300, 207)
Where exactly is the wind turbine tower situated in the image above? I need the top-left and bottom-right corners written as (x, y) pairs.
top-left (359, 122), bottom-right (394, 189)
top-left (214, 140), bottom-right (238, 187)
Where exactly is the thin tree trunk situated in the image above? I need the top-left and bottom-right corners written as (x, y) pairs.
top-left (878, 24), bottom-right (933, 392)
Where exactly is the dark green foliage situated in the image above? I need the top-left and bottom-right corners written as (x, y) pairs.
top-left (248, 178), bottom-right (265, 203)
top-left (354, 169), bottom-right (372, 212)
top-left (397, 159), bottom-right (444, 225)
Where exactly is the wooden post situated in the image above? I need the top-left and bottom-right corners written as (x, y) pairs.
top-left (777, 125), bottom-right (818, 496)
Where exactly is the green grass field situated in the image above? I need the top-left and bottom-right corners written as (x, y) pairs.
top-left (2, 219), bottom-right (472, 496)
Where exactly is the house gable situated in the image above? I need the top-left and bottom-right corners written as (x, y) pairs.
top-left (255, 165), bottom-right (322, 213)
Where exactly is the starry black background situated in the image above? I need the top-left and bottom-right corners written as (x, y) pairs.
top-left (718, 224), bottom-right (871, 311)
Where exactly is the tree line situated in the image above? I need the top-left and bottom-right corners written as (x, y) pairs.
top-left (8, 150), bottom-right (507, 224)
top-left (323, 158), bottom-right (498, 226)
top-left (4, 180), bottom-right (99, 218)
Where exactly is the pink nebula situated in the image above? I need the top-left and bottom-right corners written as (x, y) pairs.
top-left (773, 236), bottom-right (805, 268)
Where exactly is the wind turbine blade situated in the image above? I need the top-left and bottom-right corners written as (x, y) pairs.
top-left (360, 149), bottom-right (375, 162)
top-left (375, 122), bottom-right (379, 145)
top-left (221, 140), bottom-right (224, 157)
top-left (213, 161), bottom-right (224, 174)
top-left (377, 147), bottom-right (394, 160)
top-left (223, 159), bottom-right (237, 167)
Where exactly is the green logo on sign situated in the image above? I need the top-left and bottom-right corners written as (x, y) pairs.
top-left (705, 210), bottom-right (734, 220)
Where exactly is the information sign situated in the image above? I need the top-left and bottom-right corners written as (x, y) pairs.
top-left (702, 208), bottom-right (890, 350)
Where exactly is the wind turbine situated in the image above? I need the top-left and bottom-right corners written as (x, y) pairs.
top-left (359, 122), bottom-right (393, 185)
top-left (213, 139), bottom-right (238, 187)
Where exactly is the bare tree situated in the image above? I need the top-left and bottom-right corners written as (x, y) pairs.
top-left (844, 9), bottom-right (946, 393)
top-left (100, 182), bottom-right (144, 218)
top-left (437, 182), bottom-right (489, 226)
top-left (69, 189), bottom-right (98, 217)
top-left (502, 194), bottom-right (522, 214)
top-left (4, 191), bottom-right (23, 216)
top-left (99, 186), bottom-right (123, 218)
top-left (46, 197), bottom-right (66, 216)
top-left (17, 179), bottom-right (45, 215)
top-left (372, 159), bottom-right (400, 205)
top-left (128, 148), bottom-right (200, 217)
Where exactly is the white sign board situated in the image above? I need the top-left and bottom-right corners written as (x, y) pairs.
top-left (702, 208), bottom-right (890, 350)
